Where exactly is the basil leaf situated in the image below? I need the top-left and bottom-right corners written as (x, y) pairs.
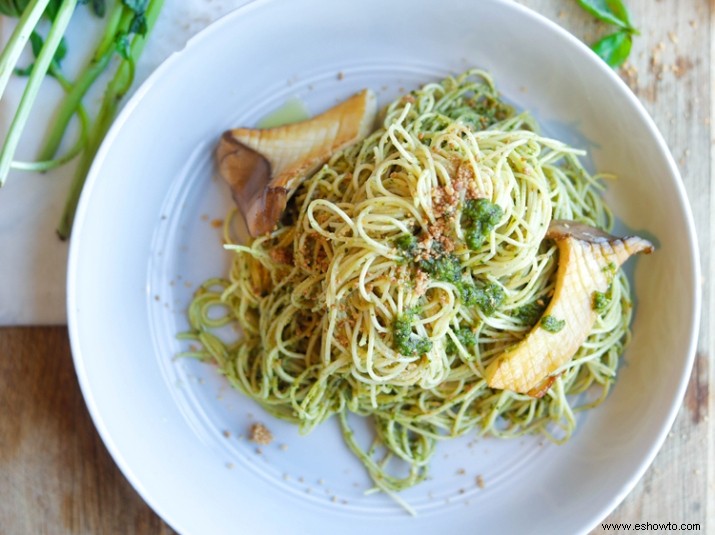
top-left (576, 0), bottom-right (633, 30)
top-left (592, 30), bottom-right (632, 68)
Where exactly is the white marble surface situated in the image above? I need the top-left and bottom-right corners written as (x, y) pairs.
top-left (0, 0), bottom-right (252, 325)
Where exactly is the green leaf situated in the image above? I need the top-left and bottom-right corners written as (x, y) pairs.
top-left (128, 13), bottom-right (147, 35)
top-left (44, 0), bottom-right (67, 21)
top-left (114, 34), bottom-right (131, 60)
top-left (91, 0), bottom-right (104, 16)
top-left (54, 36), bottom-right (67, 63)
top-left (29, 31), bottom-right (66, 65)
top-left (29, 31), bottom-right (44, 57)
top-left (77, 0), bottom-right (105, 16)
top-left (0, 0), bottom-right (26, 17)
top-left (576, 0), bottom-right (634, 30)
top-left (13, 65), bottom-right (34, 76)
top-left (592, 30), bottom-right (632, 68)
top-left (122, 0), bottom-right (147, 14)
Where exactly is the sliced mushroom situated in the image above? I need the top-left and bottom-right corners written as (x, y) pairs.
top-left (216, 89), bottom-right (377, 237)
top-left (484, 220), bottom-right (654, 395)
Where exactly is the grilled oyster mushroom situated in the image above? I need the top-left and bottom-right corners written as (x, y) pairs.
top-left (484, 220), bottom-right (654, 395)
top-left (216, 89), bottom-right (377, 237)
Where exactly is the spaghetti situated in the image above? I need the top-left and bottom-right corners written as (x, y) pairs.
top-left (181, 70), bottom-right (632, 496)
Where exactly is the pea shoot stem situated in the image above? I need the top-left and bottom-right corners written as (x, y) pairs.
top-left (0, 0), bottom-right (78, 186)
top-left (0, 0), bottom-right (51, 101)
top-left (56, 0), bottom-right (165, 239)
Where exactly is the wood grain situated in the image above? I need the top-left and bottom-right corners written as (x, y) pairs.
top-left (0, 1), bottom-right (711, 533)
top-left (0, 327), bottom-right (176, 534)
top-left (517, 2), bottom-right (713, 532)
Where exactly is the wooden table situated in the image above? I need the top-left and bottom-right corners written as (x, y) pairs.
top-left (0, 1), bottom-right (711, 533)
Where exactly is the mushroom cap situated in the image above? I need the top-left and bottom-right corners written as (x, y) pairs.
top-left (216, 89), bottom-right (377, 237)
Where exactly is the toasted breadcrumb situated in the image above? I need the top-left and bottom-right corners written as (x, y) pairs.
top-left (249, 422), bottom-right (273, 445)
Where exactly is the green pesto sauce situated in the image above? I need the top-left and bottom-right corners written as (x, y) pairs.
top-left (395, 233), bottom-right (504, 316)
top-left (458, 281), bottom-right (505, 316)
top-left (592, 288), bottom-right (611, 313)
top-left (601, 262), bottom-right (617, 284)
top-left (395, 234), bottom-right (418, 259)
top-left (513, 301), bottom-right (546, 326)
top-left (462, 198), bottom-right (503, 250)
top-left (257, 97), bottom-right (310, 129)
top-left (419, 254), bottom-right (462, 284)
top-left (449, 94), bottom-right (514, 130)
top-left (541, 315), bottom-right (566, 333)
top-left (446, 327), bottom-right (477, 355)
top-left (393, 310), bottom-right (432, 356)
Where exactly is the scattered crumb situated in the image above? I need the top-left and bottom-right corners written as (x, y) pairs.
top-left (249, 422), bottom-right (273, 445)
top-left (255, 447), bottom-right (263, 455)
top-left (211, 218), bottom-right (223, 228)
top-left (154, 295), bottom-right (160, 301)
top-left (331, 496), bottom-right (337, 503)
top-left (201, 214), bottom-right (209, 221)
top-left (620, 62), bottom-right (638, 89)
top-left (298, 476), bottom-right (305, 483)
top-left (689, 20), bottom-right (697, 29)
top-left (557, 10), bottom-right (565, 19)
top-left (337, 71), bottom-right (344, 80)
top-left (305, 488), bottom-right (312, 494)
top-left (161, 214), bottom-right (167, 220)
top-left (280, 443), bottom-right (289, 451)
top-left (459, 488), bottom-right (465, 495)
top-left (222, 430), bottom-right (231, 439)
top-left (667, 31), bottom-right (678, 45)
top-left (519, 86), bottom-right (528, 93)
top-left (317, 479), bottom-right (324, 485)
top-left (283, 473), bottom-right (289, 481)
top-left (456, 468), bottom-right (466, 476)
top-left (184, 281), bottom-right (192, 288)
top-left (476, 475), bottom-right (485, 489)
top-left (226, 462), bottom-right (234, 469)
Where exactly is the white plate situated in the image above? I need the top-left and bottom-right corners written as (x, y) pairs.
top-left (67, 1), bottom-right (700, 534)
